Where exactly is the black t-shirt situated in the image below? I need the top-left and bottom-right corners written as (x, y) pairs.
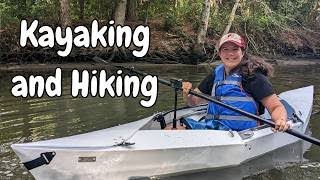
top-left (197, 71), bottom-right (274, 114)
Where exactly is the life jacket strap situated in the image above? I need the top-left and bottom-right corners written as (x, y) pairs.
top-left (212, 80), bottom-right (241, 96)
top-left (216, 80), bottom-right (241, 86)
top-left (206, 114), bottom-right (255, 121)
top-left (216, 96), bottom-right (255, 102)
top-left (23, 152), bottom-right (56, 170)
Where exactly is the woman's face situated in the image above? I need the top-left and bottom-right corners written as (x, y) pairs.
top-left (218, 42), bottom-right (244, 71)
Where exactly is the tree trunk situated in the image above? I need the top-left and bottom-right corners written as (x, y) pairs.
top-left (111, 0), bottom-right (129, 62)
top-left (309, 0), bottom-right (320, 29)
top-left (78, 0), bottom-right (85, 20)
top-left (59, 0), bottom-right (71, 28)
top-left (126, 0), bottom-right (137, 21)
top-left (195, 0), bottom-right (211, 52)
top-left (222, 0), bottom-right (241, 35)
top-left (142, 1), bottom-right (150, 24)
top-left (190, 0), bottom-right (211, 65)
top-left (114, 0), bottom-right (127, 26)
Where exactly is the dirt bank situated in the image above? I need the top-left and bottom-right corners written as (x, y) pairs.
top-left (1, 57), bottom-right (319, 71)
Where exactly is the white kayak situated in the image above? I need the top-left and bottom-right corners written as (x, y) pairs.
top-left (11, 86), bottom-right (314, 180)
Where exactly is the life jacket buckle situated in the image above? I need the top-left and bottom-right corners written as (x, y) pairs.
top-left (214, 96), bottom-right (221, 101)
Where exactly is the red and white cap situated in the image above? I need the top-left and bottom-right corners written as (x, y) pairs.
top-left (218, 33), bottom-right (245, 49)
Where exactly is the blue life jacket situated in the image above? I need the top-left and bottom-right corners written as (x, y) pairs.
top-left (206, 64), bottom-right (259, 131)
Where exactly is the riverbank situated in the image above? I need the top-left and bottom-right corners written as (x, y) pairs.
top-left (0, 57), bottom-right (319, 71)
top-left (1, 19), bottom-right (319, 66)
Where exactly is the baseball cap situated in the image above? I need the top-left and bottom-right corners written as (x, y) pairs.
top-left (218, 33), bottom-right (245, 50)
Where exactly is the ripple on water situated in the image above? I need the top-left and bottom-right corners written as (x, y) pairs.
top-left (300, 162), bottom-right (320, 168)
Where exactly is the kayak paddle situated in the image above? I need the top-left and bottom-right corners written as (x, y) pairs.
top-left (92, 56), bottom-right (320, 147)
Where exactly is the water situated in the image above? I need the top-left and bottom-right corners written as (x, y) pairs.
top-left (0, 64), bottom-right (320, 179)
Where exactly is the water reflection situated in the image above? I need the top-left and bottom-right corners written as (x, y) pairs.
top-left (160, 140), bottom-right (311, 180)
top-left (0, 64), bottom-right (320, 179)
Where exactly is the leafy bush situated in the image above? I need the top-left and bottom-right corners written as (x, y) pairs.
top-left (0, 2), bottom-right (19, 26)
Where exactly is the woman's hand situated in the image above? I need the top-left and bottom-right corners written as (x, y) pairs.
top-left (182, 82), bottom-right (192, 96)
top-left (261, 94), bottom-right (290, 132)
top-left (182, 82), bottom-right (192, 105)
top-left (273, 118), bottom-right (290, 132)
top-left (182, 82), bottom-right (208, 106)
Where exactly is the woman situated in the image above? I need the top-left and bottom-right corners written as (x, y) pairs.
top-left (169, 33), bottom-right (289, 132)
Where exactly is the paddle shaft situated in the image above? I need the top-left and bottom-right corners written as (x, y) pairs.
top-left (92, 56), bottom-right (320, 147)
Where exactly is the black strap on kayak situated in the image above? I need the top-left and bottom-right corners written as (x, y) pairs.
top-left (153, 114), bottom-right (167, 129)
top-left (23, 152), bottom-right (56, 170)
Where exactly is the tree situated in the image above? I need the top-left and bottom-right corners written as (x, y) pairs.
top-left (127, 0), bottom-right (137, 21)
top-left (78, 0), bottom-right (85, 20)
top-left (59, 0), bottom-right (71, 28)
top-left (222, 0), bottom-right (241, 35)
top-left (109, 0), bottom-right (129, 62)
top-left (114, 0), bottom-right (127, 26)
top-left (197, 0), bottom-right (212, 47)
top-left (193, 0), bottom-right (212, 60)
top-left (212, 0), bottom-right (220, 17)
top-left (310, 0), bottom-right (320, 29)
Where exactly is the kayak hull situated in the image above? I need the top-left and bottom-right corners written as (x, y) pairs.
top-left (11, 86), bottom-right (314, 179)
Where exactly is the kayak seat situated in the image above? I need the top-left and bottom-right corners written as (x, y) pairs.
top-left (179, 115), bottom-right (209, 129)
top-left (180, 117), bottom-right (232, 130)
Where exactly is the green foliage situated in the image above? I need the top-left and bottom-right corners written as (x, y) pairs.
top-left (174, 0), bottom-right (203, 22)
top-left (164, 10), bottom-right (180, 31)
top-left (1, 0), bottom-right (314, 30)
top-left (0, 0), bottom-right (316, 28)
top-left (29, 0), bottom-right (59, 23)
top-left (0, 0), bottom-right (318, 55)
top-left (139, 0), bottom-right (203, 31)
top-left (84, 0), bottom-right (116, 21)
top-left (0, 0), bottom-right (59, 26)
top-left (0, 2), bottom-right (19, 26)
top-left (208, 17), bottom-right (224, 35)
top-left (0, 0), bottom-right (117, 27)
top-left (137, 0), bottom-right (169, 20)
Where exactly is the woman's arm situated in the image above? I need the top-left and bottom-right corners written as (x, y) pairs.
top-left (182, 82), bottom-right (208, 106)
top-left (261, 94), bottom-right (290, 132)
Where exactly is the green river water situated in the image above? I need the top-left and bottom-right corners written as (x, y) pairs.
top-left (0, 64), bottom-right (320, 180)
